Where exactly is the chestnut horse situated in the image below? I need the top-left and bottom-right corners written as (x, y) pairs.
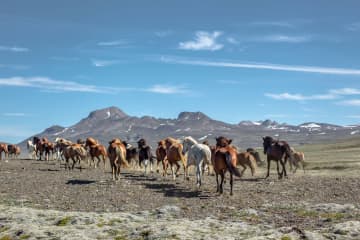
top-left (164, 137), bottom-right (186, 180)
top-left (7, 144), bottom-right (21, 159)
top-left (212, 136), bottom-right (241, 195)
top-left (156, 140), bottom-right (167, 175)
top-left (262, 136), bottom-right (292, 179)
top-left (237, 152), bottom-right (257, 176)
top-left (63, 143), bottom-right (87, 170)
top-left (107, 138), bottom-right (128, 181)
top-left (85, 137), bottom-right (107, 170)
top-left (0, 143), bottom-right (8, 160)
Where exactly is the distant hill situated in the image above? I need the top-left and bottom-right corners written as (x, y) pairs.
top-left (18, 106), bottom-right (360, 152)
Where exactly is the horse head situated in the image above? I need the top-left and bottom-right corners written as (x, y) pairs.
top-left (215, 136), bottom-right (232, 148)
top-left (137, 138), bottom-right (147, 148)
top-left (262, 136), bottom-right (274, 154)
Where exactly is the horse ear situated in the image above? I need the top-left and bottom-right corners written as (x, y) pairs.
top-left (262, 136), bottom-right (265, 141)
top-left (229, 139), bottom-right (232, 144)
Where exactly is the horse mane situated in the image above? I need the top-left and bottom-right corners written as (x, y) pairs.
top-left (184, 136), bottom-right (198, 145)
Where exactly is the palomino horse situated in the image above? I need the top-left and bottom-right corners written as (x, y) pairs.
top-left (164, 137), bottom-right (186, 180)
top-left (182, 136), bottom-right (211, 187)
top-left (137, 138), bottom-right (155, 174)
top-left (7, 144), bottom-right (21, 159)
top-left (237, 151), bottom-right (257, 176)
top-left (85, 137), bottom-right (107, 170)
top-left (63, 143), bottom-right (87, 170)
top-left (212, 136), bottom-right (241, 195)
top-left (156, 140), bottom-right (167, 174)
top-left (107, 138), bottom-right (128, 181)
top-left (27, 140), bottom-right (37, 159)
top-left (262, 136), bottom-right (292, 179)
top-left (0, 143), bottom-right (8, 160)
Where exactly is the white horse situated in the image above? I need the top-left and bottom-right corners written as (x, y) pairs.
top-left (182, 136), bottom-right (212, 188)
top-left (27, 140), bottom-right (37, 159)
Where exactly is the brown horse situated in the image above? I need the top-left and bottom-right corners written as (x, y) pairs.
top-left (246, 148), bottom-right (263, 165)
top-left (212, 137), bottom-right (241, 195)
top-left (63, 143), bottom-right (87, 170)
top-left (107, 138), bottom-right (128, 181)
top-left (85, 137), bottom-right (107, 170)
top-left (156, 140), bottom-right (167, 175)
top-left (0, 143), bottom-right (8, 160)
top-left (7, 144), bottom-right (21, 159)
top-left (33, 137), bottom-right (53, 161)
top-left (164, 137), bottom-right (186, 180)
top-left (237, 152), bottom-right (257, 176)
top-left (262, 136), bottom-right (292, 179)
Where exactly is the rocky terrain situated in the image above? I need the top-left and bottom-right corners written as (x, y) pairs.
top-left (0, 158), bottom-right (360, 239)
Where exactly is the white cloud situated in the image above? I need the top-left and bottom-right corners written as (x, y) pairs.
top-left (226, 37), bottom-right (239, 44)
top-left (146, 85), bottom-right (188, 94)
top-left (329, 88), bottom-right (360, 95)
top-left (337, 99), bottom-right (360, 106)
top-left (91, 59), bottom-right (120, 67)
top-left (260, 35), bottom-right (311, 43)
top-left (265, 92), bottom-right (337, 101)
top-left (160, 56), bottom-right (360, 75)
top-left (97, 40), bottom-right (127, 46)
top-left (0, 45), bottom-right (29, 52)
top-left (0, 76), bottom-right (114, 93)
top-left (179, 31), bottom-right (223, 51)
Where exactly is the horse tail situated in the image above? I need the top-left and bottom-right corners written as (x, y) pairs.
top-left (119, 146), bottom-right (129, 168)
top-left (248, 154), bottom-right (257, 176)
top-left (225, 152), bottom-right (241, 177)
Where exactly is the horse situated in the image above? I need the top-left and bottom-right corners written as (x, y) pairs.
top-left (246, 148), bottom-right (263, 165)
top-left (236, 152), bottom-right (257, 176)
top-left (33, 137), bottom-right (44, 160)
top-left (0, 143), bottom-right (8, 160)
top-left (164, 137), bottom-right (186, 180)
top-left (212, 136), bottom-right (241, 195)
top-left (182, 136), bottom-right (212, 188)
top-left (7, 144), bottom-right (21, 159)
top-left (63, 143), bottom-right (87, 170)
top-left (85, 137), bottom-right (107, 170)
top-left (54, 137), bottom-right (73, 163)
top-left (288, 148), bottom-right (306, 173)
top-left (156, 140), bottom-right (167, 175)
top-left (122, 141), bottom-right (138, 168)
top-left (262, 136), bottom-right (292, 179)
top-left (27, 140), bottom-right (37, 159)
top-left (107, 138), bottom-right (128, 181)
top-left (137, 138), bottom-right (155, 174)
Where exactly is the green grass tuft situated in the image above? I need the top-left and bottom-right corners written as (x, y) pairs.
top-left (55, 216), bottom-right (72, 226)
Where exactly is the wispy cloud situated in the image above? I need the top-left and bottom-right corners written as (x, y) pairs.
top-left (337, 99), bottom-right (360, 106)
top-left (91, 59), bottom-right (121, 67)
top-left (260, 34), bottom-right (311, 43)
top-left (160, 56), bottom-right (360, 75)
top-left (346, 22), bottom-right (360, 31)
top-left (145, 84), bottom-right (188, 94)
top-left (97, 40), bottom-right (128, 46)
top-left (179, 31), bottom-right (223, 51)
top-left (226, 37), bottom-right (239, 44)
top-left (251, 21), bottom-right (295, 28)
top-left (0, 45), bottom-right (29, 52)
top-left (2, 113), bottom-right (26, 117)
top-left (0, 76), bottom-right (114, 93)
top-left (265, 92), bottom-right (337, 101)
top-left (329, 88), bottom-right (360, 95)
top-left (155, 30), bottom-right (173, 37)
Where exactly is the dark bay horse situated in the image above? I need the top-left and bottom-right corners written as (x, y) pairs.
top-left (137, 138), bottom-right (155, 174)
top-left (156, 140), bottom-right (167, 175)
top-left (262, 136), bottom-right (292, 179)
top-left (212, 136), bottom-right (241, 195)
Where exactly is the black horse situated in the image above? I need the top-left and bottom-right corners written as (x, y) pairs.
top-left (137, 138), bottom-right (155, 174)
top-left (262, 136), bottom-right (292, 179)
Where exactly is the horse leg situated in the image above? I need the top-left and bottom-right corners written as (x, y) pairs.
top-left (265, 158), bottom-right (271, 178)
top-left (281, 160), bottom-right (287, 178)
top-left (230, 173), bottom-right (234, 196)
top-left (276, 160), bottom-right (282, 179)
top-left (170, 163), bottom-right (176, 180)
top-left (219, 172), bottom-right (224, 194)
top-left (239, 162), bottom-right (246, 176)
top-left (216, 173), bottom-right (220, 193)
top-left (196, 163), bottom-right (201, 188)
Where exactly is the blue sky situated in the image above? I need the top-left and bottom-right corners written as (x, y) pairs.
top-left (1, 0), bottom-right (360, 143)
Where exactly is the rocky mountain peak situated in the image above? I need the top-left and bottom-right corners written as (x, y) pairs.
top-left (88, 106), bottom-right (128, 120)
top-left (177, 111), bottom-right (210, 121)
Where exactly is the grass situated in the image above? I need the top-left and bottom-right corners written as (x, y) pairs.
top-left (0, 236), bottom-right (12, 240)
top-left (281, 236), bottom-right (292, 240)
top-left (55, 216), bottom-right (72, 226)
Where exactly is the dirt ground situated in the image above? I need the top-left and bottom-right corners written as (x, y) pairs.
top-left (1, 158), bottom-right (360, 231)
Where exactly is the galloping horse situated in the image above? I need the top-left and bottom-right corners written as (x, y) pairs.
top-left (85, 137), bottom-right (107, 170)
top-left (122, 141), bottom-right (138, 168)
top-left (236, 151), bottom-right (257, 176)
top-left (107, 138), bottom-right (128, 181)
top-left (212, 136), bottom-right (241, 195)
top-left (156, 140), bottom-right (167, 174)
top-left (27, 140), bottom-right (37, 159)
top-left (262, 136), bottom-right (292, 179)
top-left (288, 148), bottom-right (306, 174)
top-left (0, 143), bottom-right (8, 160)
top-left (33, 137), bottom-right (46, 160)
top-left (182, 136), bottom-right (211, 187)
top-left (7, 144), bottom-right (21, 159)
top-left (164, 137), bottom-right (187, 180)
top-left (246, 148), bottom-right (263, 165)
top-left (63, 143), bottom-right (87, 170)
top-left (137, 138), bottom-right (155, 174)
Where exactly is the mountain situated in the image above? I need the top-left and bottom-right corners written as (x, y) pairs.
top-left (18, 106), bottom-right (360, 152)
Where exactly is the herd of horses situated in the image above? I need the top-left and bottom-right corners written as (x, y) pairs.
top-left (0, 143), bottom-right (21, 160)
top-left (2, 135), bottom-right (305, 196)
